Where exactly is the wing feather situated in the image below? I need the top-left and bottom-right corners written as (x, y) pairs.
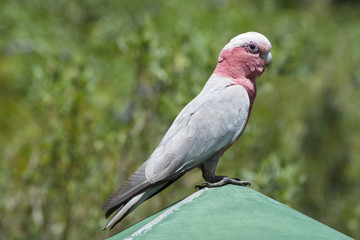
top-left (145, 80), bottom-right (250, 183)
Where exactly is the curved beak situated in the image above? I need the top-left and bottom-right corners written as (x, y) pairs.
top-left (261, 51), bottom-right (272, 67)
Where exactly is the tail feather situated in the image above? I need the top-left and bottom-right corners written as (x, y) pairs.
top-left (103, 161), bottom-right (150, 218)
top-left (103, 166), bottom-right (187, 230)
top-left (103, 192), bottom-right (145, 230)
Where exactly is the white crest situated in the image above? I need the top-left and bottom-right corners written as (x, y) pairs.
top-left (222, 32), bottom-right (272, 51)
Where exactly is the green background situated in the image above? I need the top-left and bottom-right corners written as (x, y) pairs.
top-left (1, 0), bottom-right (359, 239)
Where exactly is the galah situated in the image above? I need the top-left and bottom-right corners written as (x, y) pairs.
top-left (103, 32), bottom-right (272, 230)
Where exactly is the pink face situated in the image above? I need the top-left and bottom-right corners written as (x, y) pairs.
top-left (214, 42), bottom-right (271, 80)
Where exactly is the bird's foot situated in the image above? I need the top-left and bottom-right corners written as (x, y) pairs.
top-left (195, 177), bottom-right (251, 190)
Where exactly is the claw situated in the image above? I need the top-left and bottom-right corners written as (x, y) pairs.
top-left (195, 177), bottom-right (251, 190)
top-left (195, 182), bottom-right (210, 190)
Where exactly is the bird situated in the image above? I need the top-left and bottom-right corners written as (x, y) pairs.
top-left (102, 31), bottom-right (272, 230)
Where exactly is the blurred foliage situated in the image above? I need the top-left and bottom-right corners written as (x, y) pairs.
top-left (1, 0), bottom-right (359, 239)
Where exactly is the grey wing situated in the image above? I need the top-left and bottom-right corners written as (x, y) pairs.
top-left (103, 84), bottom-right (250, 217)
top-left (145, 84), bottom-right (250, 183)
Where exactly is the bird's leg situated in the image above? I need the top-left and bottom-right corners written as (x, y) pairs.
top-left (196, 156), bottom-right (250, 190)
top-left (195, 176), bottom-right (250, 190)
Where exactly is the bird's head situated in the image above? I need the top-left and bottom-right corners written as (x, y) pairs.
top-left (215, 32), bottom-right (272, 79)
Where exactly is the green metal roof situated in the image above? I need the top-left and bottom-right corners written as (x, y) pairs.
top-left (108, 185), bottom-right (353, 240)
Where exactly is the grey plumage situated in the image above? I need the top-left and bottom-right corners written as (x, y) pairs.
top-left (103, 77), bottom-right (250, 229)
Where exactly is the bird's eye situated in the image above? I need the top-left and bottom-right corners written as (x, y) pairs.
top-left (246, 43), bottom-right (259, 54)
